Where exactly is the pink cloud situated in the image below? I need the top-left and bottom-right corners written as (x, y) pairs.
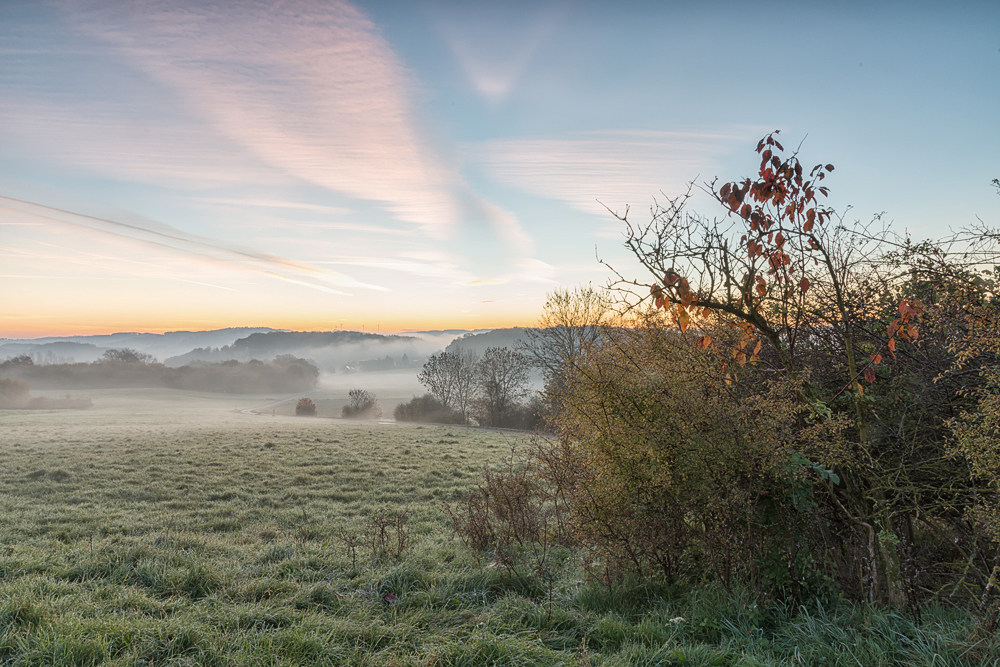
top-left (70, 0), bottom-right (462, 236)
top-left (471, 130), bottom-right (756, 225)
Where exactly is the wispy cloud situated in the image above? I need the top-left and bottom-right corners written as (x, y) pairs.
top-left (432, 3), bottom-right (568, 103)
top-left (471, 130), bottom-right (749, 221)
top-left (1, 0), bottom-right (538, 264)
top-left (66, 0), bottom-right (463, 236)
top-left (0, 195), bottom-right (386, 295)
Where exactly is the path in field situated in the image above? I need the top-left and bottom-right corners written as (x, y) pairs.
top-left (238, 395), bottom-right (306, 415)
top-left (238, 395), bottom-right (523, 434)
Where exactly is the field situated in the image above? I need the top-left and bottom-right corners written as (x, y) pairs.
top-left (1, 389), bottom-right (996, 666)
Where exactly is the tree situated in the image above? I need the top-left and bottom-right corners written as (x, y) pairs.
top-left (518, 284), bottom-right (609, 394)
top-left (418, 349), bottom-right (478, 423)
top-left (603, 131), bottom-right (999, 604)
top-left (418, 352), bottom-right (457, 408)
top-left (342, 389), bottom-right (382, 420)
top-left (451, 348), bottom-right (479, 424)
top-left (102, 348), bottom-right (155, 364)
top-left (4, 354), bottom-right (34, 366)
top-left (296, 397), bottom-right (317, 415)
top-left (473, 347), bottom-right (530, 428)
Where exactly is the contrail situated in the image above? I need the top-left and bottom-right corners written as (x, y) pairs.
top-left (0, 195), bottom-right (389, 295)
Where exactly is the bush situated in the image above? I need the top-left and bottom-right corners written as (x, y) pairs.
top-left (448, 448), bottom-right (568, 573)
top-left (537, 314), bottom-right (848, 593)
top-left (342, 389), bottom-right (382, 420)
top-left (295, 397), bottom-right (316, 415)
top-left (393, 394), bottom-right (463, 424)
top-left (0, 377), bottom-right (31, 408)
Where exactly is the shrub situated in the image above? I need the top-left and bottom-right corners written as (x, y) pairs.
top-left (448, 447), bottom-right (568, 573)
top-left (295, 397), bottom-right (316, 416)
top-left (537, 314), bottom-right (849, 593)
top-left (393, 394), bottom-right (463, 424)
top-left (342, 389), bottom-right (382, 419)
top-left (0, 377), bottom-right (31, 408)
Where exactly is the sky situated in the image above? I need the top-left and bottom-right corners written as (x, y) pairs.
top-left (1, 0), bottom-right (997, 338)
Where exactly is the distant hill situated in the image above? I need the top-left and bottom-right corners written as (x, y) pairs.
top-left (0, 328), bottom-right (277, 364)
top-left (163, 330), bottom-right (463, 371)
top-left (1, 327), bottom-right (487, 374)
top-left (445, 328), bottom-right (529, 357)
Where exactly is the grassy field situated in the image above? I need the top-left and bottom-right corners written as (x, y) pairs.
top-left (1, 389), bottom-right (997, 666)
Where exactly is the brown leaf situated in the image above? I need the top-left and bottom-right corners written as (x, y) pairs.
top-left (677, 308), bottom-right (690, 333)
top-left (800, 277), bottom-right (810, 294)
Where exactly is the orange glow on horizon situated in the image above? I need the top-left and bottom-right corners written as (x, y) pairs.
top-left (1, 313), bottom-right (536, 339)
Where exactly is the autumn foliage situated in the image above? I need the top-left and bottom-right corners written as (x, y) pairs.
top-left (295, 397), bottom-right (317, 415)
top-left (454, 133), bottom-right (1000, 615)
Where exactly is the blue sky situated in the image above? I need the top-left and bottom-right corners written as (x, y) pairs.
top-left (1, 0), bottom-right (997, 336)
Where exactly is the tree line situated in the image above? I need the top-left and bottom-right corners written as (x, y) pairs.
top-left (395, 346), bottom-right (542, 429)
top-left (0, 349), bottom-right (319, 394)
top-left (449, 133), bottom-right (1000, 619)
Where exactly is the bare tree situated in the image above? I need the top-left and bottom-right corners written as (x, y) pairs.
top-left (518, 284), bottom-right (609, 382)
top-left (418, 349), bottom-right (478, 423)
top-left (102, 348), bottom-right (155, 364)
top-left (418, 352), bottom-right (457, 408)
top-left (473, 347), bottom-right (530, 428)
